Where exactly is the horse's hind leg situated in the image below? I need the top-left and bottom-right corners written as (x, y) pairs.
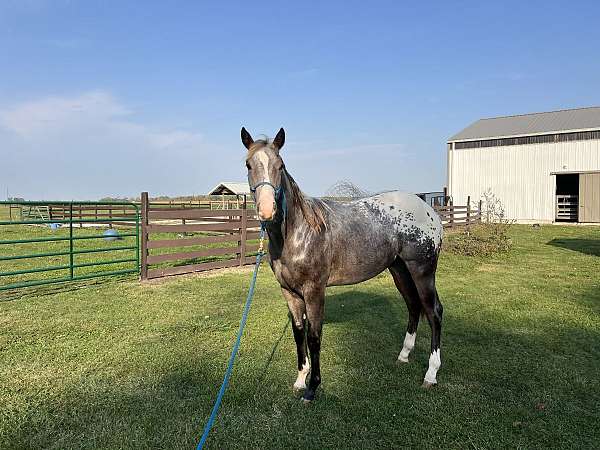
top-left (389, 259), bottom-right (422, 363)
top-left (405, 260), bottom-right (443, 388)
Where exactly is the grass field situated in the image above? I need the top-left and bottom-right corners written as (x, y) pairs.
top-left (1, 224), bottom-right (599, 449)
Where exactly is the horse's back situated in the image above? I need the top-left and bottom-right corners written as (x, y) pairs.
top-left (353, 191), bottom-right (443, 261)
top-left (318, 191), bottom-right (442, 285)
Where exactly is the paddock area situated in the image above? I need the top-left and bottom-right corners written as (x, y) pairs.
top-left (1, 225), bottom-right (599, 449)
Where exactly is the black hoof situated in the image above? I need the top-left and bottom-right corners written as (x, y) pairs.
top-left (301, 390), bottom-right (316, 403)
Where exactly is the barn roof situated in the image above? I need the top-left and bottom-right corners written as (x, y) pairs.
top-left (449, 106), bottom-right (600, 142)
top-left (207, 182), bottom-right (250, 196)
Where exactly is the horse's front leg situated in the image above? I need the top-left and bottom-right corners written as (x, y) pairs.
top-left (302, 286), bottom-right (325, 403)
top-left (281, 288), bottom-right (309, 393)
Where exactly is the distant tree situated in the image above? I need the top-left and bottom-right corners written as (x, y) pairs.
top-left (99, 196), bottom-right (134, 202)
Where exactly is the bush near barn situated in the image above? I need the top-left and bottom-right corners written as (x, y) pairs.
top-left (444, 189), bottom-right (514, 257)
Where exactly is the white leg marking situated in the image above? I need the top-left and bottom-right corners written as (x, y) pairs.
top-left (293, 357), bottom-right (310, 390)
top-left (423, 349), bottom-right (441, 385)
top-left (397, 332), bottom-right (416, 362)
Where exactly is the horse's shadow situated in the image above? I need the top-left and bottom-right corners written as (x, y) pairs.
top-left (324, 289), bottom-right (403, 326)
top-left (547, 238), bottom-right (600, 257)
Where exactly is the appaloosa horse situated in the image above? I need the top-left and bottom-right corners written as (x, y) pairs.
top-left (242, 127), bottom-right (444, 402)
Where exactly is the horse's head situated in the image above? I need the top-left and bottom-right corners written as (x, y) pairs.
top-left (241, 127), bottom-right (286, 222)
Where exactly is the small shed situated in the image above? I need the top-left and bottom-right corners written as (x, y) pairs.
top-left (207, 182), bottom-right (250, 196)
top-left (207, 182), bottom-right (251, 209)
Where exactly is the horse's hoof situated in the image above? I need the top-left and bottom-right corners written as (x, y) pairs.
top-left (396, 357), bottom-right (409, 365)
top-left (301, 390), bottom-right (315, 403)
top-left (422, 380), bottom-right (437, 389)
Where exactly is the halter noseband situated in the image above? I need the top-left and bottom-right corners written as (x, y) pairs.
top-left (249, 180), bottom-right (286, 222)
top-left (249, 181), bottom-right (283, 198)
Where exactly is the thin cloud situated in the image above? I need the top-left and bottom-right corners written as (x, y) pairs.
top-left (0, 90), bottom-right (202, 150)
top-left (0, 91), bottom-right (206, 199)
top-left (44, 38), bottom-right (90, 49)
top-left (287, 143), bottom-right (406, 160)
top-left (289, 68), bottom-right (320, 79)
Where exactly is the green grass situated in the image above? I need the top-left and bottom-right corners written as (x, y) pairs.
top-left (1, 225), bottom-right (599, 449)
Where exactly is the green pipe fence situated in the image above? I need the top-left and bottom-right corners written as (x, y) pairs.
top-left (0, 201), bottom-right (140, 291)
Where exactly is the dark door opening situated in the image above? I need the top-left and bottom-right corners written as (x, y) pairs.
top-left (556, 174), bottom-right (579, 222)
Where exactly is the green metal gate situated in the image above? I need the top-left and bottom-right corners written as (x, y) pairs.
top-left (0, 201), bottom-right (140, 291)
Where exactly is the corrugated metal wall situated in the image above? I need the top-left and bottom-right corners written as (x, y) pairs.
top-left (448, 139), bottom-right (600, 222)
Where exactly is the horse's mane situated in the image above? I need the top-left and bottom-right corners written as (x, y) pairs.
top-left (246, 138), bottom-right (327, 232)
top-left (283, 169), bottom-right (327, 233)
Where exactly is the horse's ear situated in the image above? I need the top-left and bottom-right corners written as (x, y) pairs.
top-left (241, 127), bottom-right (254, 150)
top-left (273, 128), bottom-right (285, 151)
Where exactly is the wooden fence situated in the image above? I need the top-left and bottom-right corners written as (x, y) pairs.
top-left (140, 192), bottom-right (263, 280)
top-left (43, 204), bottom-right (139, 227)
top-left (22, 198), bottom-right (255, 227)
top-left (142, 196), bottom-right (256, 211)
top-left (435, 197), bottom-right (482, 228)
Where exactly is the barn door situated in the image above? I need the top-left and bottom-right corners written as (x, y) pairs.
top-left (579, 173), bottom-right (600, 223)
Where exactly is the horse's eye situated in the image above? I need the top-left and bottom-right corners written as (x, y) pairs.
top-left (245, 162), bottom-right (251, 170)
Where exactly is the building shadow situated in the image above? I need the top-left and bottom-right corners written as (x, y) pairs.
top-left (547, 238), bottom-right (600, 257)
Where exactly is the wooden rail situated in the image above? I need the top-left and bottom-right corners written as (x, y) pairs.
top-left (434, 197), bottom-right (483, 229)
top-left (18, 203), bottom-right (140, 228)
top-left (140, 193), bottom-right (263, 280)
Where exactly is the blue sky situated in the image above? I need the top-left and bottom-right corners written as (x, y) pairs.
top-left (1, 1), bottom-right (599, 199)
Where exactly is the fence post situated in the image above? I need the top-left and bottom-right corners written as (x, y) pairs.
top-left (140, 192), bottom-right (149, 280)
top-left (443, 187), bottom-right (448, 206)
top-left (478, 200), bottom-right (483, 223)
top-left (449, 198), bottom-right (454, 228)
top-left (135, 204), bottom-right (140, 276)
top-left (69, 202), bottom-right (74, 279)
top-left (239, 198), bottom-right (248, 266)
top-left (466, 195), bottom-right (471, 228)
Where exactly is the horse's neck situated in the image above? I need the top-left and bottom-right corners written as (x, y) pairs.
top-left (266, 170), bottom-right (304, 244)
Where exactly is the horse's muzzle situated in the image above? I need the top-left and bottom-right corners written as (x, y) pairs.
top-left (258, 201), bottom-right (277, 222)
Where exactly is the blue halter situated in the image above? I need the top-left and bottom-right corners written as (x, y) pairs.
top-left (249, 181), bottom-right (282, 197)
top-left (249, 180), bottom-right (287, 222)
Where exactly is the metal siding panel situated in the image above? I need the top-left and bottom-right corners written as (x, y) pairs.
top-left (448, 139), bottom-right (600, 222)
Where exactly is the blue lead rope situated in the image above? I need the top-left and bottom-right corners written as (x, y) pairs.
top-left (196, 227), bottom-right (267, 450)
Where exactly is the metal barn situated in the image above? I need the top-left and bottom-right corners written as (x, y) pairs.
top-left (447, 107), bottom-right (600, 223)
